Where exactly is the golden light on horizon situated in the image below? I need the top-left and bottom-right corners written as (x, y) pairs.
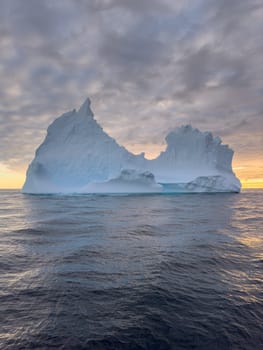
top-left (240, 179), bottom-right (263, 189)
top-left (0, 152), bottom-right (262, 189)
top-left (232, 157), bottom-right (263, 189)
top-left (0, 164), bottom-right (26, 189)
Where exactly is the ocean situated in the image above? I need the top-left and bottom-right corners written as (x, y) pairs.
top-left (0, 190), bottom-right (262, 349)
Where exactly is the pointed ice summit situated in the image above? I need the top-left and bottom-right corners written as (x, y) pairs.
top-left (22, 98), bottom-right (241, 194)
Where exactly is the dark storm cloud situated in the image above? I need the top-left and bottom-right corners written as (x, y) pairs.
top-left (0, 0), bottom-right (262, 170)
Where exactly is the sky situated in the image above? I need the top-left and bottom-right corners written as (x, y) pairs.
top-left (0, 0), bottom-right (262, 188)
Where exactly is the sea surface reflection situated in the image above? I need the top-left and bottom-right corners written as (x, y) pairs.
top-left (0, 190), bottom-right (262, 349)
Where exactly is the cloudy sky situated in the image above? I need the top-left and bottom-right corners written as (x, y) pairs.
top-left (0, 0), bottom-right (262, 187)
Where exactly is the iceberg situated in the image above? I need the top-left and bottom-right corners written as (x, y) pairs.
top-left (82, 169), bottom-right (162, 193)
top-left (22, 98), bottom-right (241, 194)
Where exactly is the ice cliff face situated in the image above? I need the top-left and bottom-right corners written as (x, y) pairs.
top-left (22, 98), bottom-right (241, 193)
top-left (22, 98), bottom-right (145, 193)
top-left (149, 125), bottom-right (235, 182)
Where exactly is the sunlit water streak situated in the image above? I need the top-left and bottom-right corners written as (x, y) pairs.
top-left (0, 190), bottom-right (262, 349)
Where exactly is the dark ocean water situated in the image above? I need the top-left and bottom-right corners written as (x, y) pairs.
top-left (0, 190), bottom-right (262, 350)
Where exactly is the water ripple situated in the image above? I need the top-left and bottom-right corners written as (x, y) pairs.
top-left (0, 189), bottom-right (262, 349)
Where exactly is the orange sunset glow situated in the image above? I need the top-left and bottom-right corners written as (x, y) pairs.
top-left (0, 154), bottom-right (262, 190)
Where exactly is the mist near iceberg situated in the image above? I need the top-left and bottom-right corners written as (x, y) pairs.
top-left (22, 98), bottom-right (241, 194)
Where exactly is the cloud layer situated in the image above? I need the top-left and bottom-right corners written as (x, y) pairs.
top-left (0, 0), bottom-right (262, 178)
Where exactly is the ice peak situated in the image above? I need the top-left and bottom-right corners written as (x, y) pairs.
top-left (78, 97), bottom-right (93, 118)
top-left (176, 125), bottom-right (195, 134)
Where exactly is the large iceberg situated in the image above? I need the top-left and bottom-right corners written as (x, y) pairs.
top-left (22, 98), bottom-right (241, 194)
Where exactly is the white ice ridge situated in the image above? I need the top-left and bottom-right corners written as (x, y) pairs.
top-left (22, 98), bottom-right (241, 194)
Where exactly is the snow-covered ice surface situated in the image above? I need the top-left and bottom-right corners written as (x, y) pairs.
top-left (82, 169), bottom-right (162, 193)
top-left (22, 98), bottom-right (241, 194)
